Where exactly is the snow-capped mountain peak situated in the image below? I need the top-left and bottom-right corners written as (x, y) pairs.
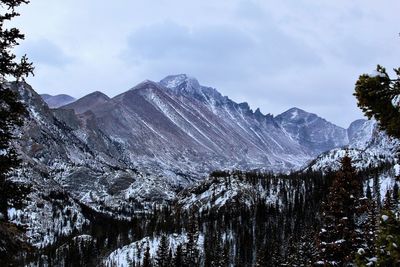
top-left (160, 74), bottom-right (196, 89)
top-left (159, 74), bottom-right (225, 104)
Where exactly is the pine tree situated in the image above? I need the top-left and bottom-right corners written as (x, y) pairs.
top-left (155, 234), bottom-right (170, 267)
top-left (143, 244), bottom-right (152, 267)
top-left (184, 215), bottom-right (199, 267)
top-left (316, 155), bottom-right (362, 265)
top-left (173, 244), bottom-right (184, 267)
top-left (0, 0), bottom-right (33, 222)
top-left (354, 196), bottom-right (377, 266)
top-left (255, 243), bottom-right (268, 267)
top-left (354, 65), bottom-right (400, 139)
top-left (0, 1), bottom-right (33, 265)
top-left (376, 191), bottom-right (400, 266)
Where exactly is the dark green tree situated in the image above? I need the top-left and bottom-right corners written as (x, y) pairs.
top-left (376, 191), bottom-right (400, 266)
top-left (184, 215), bottom-right (199, 266)
top-left (155, 234), bottom-right (170, 267)
top-left (354, 196), bottom-right (377, 266)
top-left (354, 65), bottom-right (400, 139)
top-left (316, 155), bottom-right (362, 265)
top-left (143, 244), bottom-right (152, 267)
top-left (0, 1), bottom-right (33, 265)
top-left (0, 0), bottom-right (34, 222)
top-left (173, 244), bottom-right (184, 267)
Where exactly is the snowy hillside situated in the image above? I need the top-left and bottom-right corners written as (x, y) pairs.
top-left (306, 122), bottom-right (399, 172)
top-left (104, 233), bottom-right (204, 267)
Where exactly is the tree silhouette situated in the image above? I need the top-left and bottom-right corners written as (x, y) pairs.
top-left (0, 0), bottom-right (34, 221)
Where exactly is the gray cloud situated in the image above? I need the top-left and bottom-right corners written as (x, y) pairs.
top-left (12, 0), bottom-right (400, 127)
top-left (18, 38), bottom-right (73, 67)
top-left (123, 20), bottom-right (321, 85)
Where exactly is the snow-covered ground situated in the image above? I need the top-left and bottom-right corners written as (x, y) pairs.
top-left (104, 233), bottom-right (204, 267)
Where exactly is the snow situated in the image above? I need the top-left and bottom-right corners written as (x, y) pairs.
top-left (160, 74), bottom-right (189, 89)
top-left (308, 122), bottom-right (399, 173)
top-left (367, 70), bottom-right (386, 78)
top-left (392, 95), bottom-right (400, 108)
top-left (358, 248), bottom-right (365, 255)
top-left (104, 232), bottom-right (204, 267)
top-left (290, 109), bottom-right (299, 119)
top-left (394, 164), bottom-right (400, 176)
top-left (380, 175), bottom-right (396, 199)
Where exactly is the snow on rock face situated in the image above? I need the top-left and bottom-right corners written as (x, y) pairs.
top-left (306, 123), bottom-right (399, 173)
top-left (394, 164), bottom-right (400, 176)
top-left (104, 233), bottom-right (204, 267)
top-left (275, 107), bottom-right (348, 155)
top-left (176, 174), bottom-right (296, 213)
top-left (347, 119), bottom-right (376, 149)
top-left (8, 167), bottom-right (88, 248)
top-left (160, 74), bottom-right (191, 89)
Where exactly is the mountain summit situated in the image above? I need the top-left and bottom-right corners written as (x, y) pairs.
top-left (160, 74), bottom-right (226, 104)
top-left (275, 107), bottom-right (348, 154)
top-left (60, 91), bottom-right (109, 114)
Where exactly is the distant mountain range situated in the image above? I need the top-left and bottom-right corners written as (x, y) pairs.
top-left (34, 74), bottom-right (395, 177)
top-left (5, 75), bottom-right (396, 248)
top-left (41, 74), bottom-right (368, 171)
top-left (40, 93), bottom-right (76, 108)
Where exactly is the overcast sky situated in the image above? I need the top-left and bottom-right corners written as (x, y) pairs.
top-left (11, 0), bottom-right (400, 127)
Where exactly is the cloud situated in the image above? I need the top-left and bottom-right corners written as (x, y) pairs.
top-left (13, 0), bottom-right (400, 127)
top-left (18, 38), bottom-right (73, 67)
top-left (123, 20), bottom-right (321, 82)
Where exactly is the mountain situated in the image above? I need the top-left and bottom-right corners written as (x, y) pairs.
top-left (275, 107), bottom-right (348, 155)
top-left (5, 78), bottom-right (400, 265)
top-left (347, 119), bottom-right (376, 148)
top-left (80, 77), bottom-right (311, 173)
top-left (7, 76), bottom-right (398, 250)
top-left (62, 74), bottom-right (359, 176)
top-left (40, 93), bottom-right (76, 108)
top-left (60, 91), bottom-right (110, 114)
top-left (306, 119), bottom-right (398, 172)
